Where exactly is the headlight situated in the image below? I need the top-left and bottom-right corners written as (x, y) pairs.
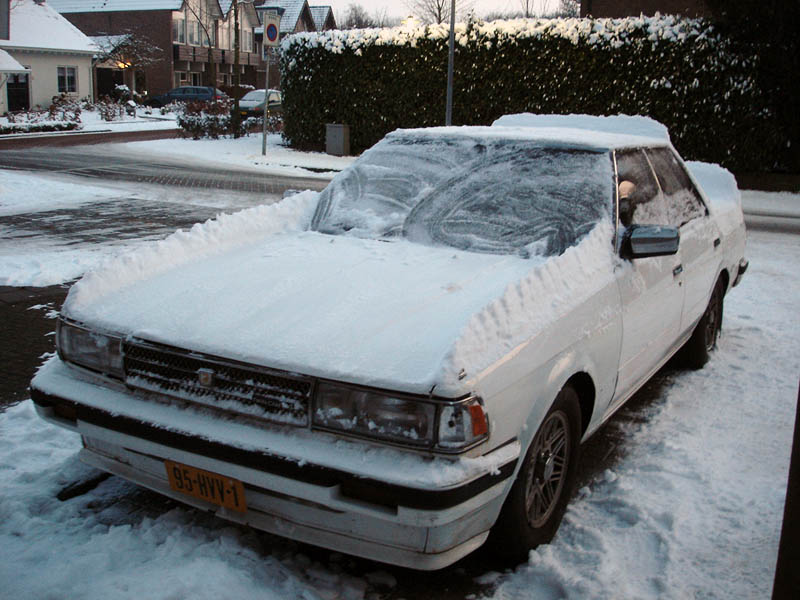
top-left (57, 319), bottom-right (124, 379)
top-left (313, 381), bottom-right (488, 451)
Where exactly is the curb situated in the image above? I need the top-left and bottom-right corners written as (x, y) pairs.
top-left (0, 129), bottom-right (181, 149)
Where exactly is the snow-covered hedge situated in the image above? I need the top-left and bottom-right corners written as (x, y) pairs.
top-left (0, 121), bottom-right (79, 135)
top-left (280, 15), bottom-right (782, 170)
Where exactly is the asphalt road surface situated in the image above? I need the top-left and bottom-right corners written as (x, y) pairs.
top-left (0, 145), bottom-right (328, 196)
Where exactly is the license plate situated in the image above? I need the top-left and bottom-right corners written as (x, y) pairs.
top-left (165, 460), bottom-right (247, 513)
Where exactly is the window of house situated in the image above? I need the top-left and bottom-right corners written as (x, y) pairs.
top-left (201, 23), bottom-right (216, 47)
top-left (191, 72), bottom-right (202, 85)
top-left (173, 18), bottom-right (186, 43)
top-left (188, 21), bottom-right (200, 45)
top-left (57, 66), bottom-right (77, 93)
top-left (174, 71), bottom-right (187, 87)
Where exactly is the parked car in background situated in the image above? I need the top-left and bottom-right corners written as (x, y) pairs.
top-left (237, 89), bottom-right (282, 118)
top-left (146, 86), bottom-right (227, 107)
top-left (32, 114), bottom-right (747, 570)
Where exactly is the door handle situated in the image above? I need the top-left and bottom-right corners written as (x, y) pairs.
top-left (713, 238), bottom-right (721, 248)
top-left (673, 264), bottom-right (684, 277)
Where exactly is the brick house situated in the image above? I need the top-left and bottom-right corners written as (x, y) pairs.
top-left (48, 0), bottom-right (267, 97)
top-left (49, 0), bottom-right (335, 97)
top-left (580, 0), bottom-right (710, 18)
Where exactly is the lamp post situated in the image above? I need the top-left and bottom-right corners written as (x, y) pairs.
top-left (445, 0), bottom-right (456, 126)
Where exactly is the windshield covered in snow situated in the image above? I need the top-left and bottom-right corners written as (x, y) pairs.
top-left (312, 132), bottom-right (613, 258)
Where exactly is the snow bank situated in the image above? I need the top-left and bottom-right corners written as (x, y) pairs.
top-left (65, 191), bottom-right (319, 312)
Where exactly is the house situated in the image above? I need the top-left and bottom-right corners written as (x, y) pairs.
top-left (48, 0), bottom-right (266, 96)
top-left (580, 0), bottom-right (710, 18)
top-left (0, 0), bottom-right (96, 113)
top-left (309, 5), bottom-right (335, 31)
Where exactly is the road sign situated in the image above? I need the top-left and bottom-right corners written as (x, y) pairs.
top-left (263, 12), bottom-right (281, 51)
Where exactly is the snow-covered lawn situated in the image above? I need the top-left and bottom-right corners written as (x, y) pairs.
top-left (0, 206), bottom-right (797, 597)
top-left (106, 133), bottom-right (356, 179)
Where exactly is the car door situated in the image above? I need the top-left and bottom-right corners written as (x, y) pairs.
top-left (645, 147), bottom-right (720, 334)
top-left (610, 148), bottom-right (685, 409)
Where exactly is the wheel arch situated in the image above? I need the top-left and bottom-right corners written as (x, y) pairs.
top-left (565, 372), bottom-right (595, 436)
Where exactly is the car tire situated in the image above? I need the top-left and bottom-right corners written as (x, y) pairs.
top-left (488, 384), bottom-right (582, 563)
top-left (681, 277), bottom-right (724, 370)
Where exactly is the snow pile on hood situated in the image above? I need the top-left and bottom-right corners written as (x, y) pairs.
top-left (493, 113), bottom-right (671, 143)
top-left (65, 191), bottom-right (319, 312)
top-left (686, 161), bottom-right (743, 235)
top-left (441, 220), bottom-right (617, 386)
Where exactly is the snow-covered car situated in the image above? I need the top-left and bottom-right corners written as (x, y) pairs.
top-left (31, 114), bottom-right (748, 570)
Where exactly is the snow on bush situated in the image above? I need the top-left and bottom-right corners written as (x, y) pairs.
top-left (279, 14), bottom-right (780, 170)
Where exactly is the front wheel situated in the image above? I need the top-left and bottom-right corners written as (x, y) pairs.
top-left (488, 385), bottom-right (582, 562)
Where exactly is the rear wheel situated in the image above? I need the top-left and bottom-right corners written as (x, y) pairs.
top-left (489, 385), bottom-right (581, 562)
top-left (681, 278), bottom-right (724, 369)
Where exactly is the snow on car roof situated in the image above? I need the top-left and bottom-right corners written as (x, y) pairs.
top-left (395, 120), bottom-right (669, 152)
top-left (492, 113), bottom-right (671, 147)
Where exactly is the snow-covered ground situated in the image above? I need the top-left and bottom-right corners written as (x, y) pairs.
top-left (105, 133), bottom-right (356, 179)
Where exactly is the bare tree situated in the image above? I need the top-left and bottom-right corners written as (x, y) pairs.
top-left (519, 0), bottom-right (535, 18)
top-left (94, 30), bottom-right (164, 93)
top-left (342, 3), bottom-right (375, 29)
top-left (404, 0), bottom-right (475, 25)
top-left (556, 0), bottom-right (580, 17)
top-left (182, 0), bottom-right (221, 88)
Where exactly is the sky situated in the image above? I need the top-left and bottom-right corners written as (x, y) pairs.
top-left (322, 0), bottom-right (562, 23)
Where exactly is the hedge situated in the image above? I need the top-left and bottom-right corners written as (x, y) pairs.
top-left (280, 15), bottom-right (785, 171)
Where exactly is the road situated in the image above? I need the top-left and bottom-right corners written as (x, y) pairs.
top-left (0, 145), bottom-right (328, 196)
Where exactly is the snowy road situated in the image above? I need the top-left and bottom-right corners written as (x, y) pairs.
top-left (1, 164), bottom-right (798, 599)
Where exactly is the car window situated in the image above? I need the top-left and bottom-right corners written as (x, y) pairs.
top-left (646, 147), bottom-right (707, 226)
top-left (312, 134), bottom-right (612, 258)
top-left (615, 148), bottom-right (668, 226)
top-left (242, 91), bottom-right (265, 101)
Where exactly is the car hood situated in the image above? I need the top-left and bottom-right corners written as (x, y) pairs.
top-left (66, 231), bottom-right (535, 396)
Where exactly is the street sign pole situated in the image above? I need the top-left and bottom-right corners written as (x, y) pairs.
top-left (262, 53), bottom-right (270, 155)
top-left (261, 11), bottom-right (281, 156)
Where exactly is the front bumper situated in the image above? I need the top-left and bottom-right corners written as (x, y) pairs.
top-left (31, 358), bottom-right (518, 570)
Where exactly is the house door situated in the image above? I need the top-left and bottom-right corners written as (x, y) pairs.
top-left (7, 73), bottom-right (29, 111)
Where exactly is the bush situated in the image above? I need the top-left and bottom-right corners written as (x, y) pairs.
top-left (0, 122), bottom-right (79, 134)
top-left (176, 99), bottom-right (258, 139)
top-left (280, 15), bottom-right (786, 171)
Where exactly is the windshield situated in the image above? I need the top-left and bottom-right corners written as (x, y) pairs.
top-left (312, 133), bottom-right (613, 258)
top-left (242, 90), bottom-right (265, 101)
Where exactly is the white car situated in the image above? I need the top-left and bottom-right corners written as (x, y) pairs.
top-left (32, 114), bottom-right (748, 570)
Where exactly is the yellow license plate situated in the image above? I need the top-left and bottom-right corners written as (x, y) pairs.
top-left (165, 460), bottom-right (247, 513)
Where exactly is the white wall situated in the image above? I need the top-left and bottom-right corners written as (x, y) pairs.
top-left (1, 50), bottom-right (92, 113)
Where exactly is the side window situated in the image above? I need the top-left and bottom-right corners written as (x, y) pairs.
top-left (615, 149), bottom-right (668, 226)
top-left (646, 148), bottom-right (707, 226)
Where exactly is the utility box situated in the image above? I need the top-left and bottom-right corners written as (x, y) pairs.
top-left (326, 123), bottom-right (350, 156)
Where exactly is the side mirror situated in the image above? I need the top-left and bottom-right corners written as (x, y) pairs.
top-left (622, 225), bottom-right (679, 259)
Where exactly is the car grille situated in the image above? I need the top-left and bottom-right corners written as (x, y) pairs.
top-left (123, 341), bottom-right (312, 426)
